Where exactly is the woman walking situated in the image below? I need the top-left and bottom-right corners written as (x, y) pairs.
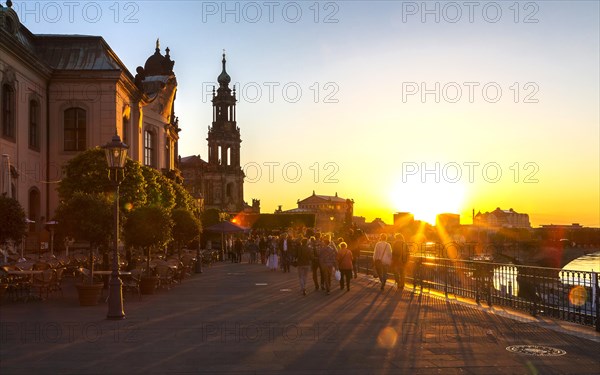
top-left (372, 233), bottom-right (392, 291)
top-left (336, 242), bottom-right (353, 291)
top-left (319, 234), bottom-right (337, 295)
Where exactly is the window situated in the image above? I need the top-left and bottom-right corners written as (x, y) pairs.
top-left (64, 108), bottom-right (86, 151)
top-left (122, 114), bottom-right (129, 146)
top-left (144, 130), bottom-right (155, 167)
top-left (29, 100), bottom-right (40, 150)
top-left (2, 84), bottom-right (15, 140)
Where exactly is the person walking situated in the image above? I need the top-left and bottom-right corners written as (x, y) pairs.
top-left (319, 234), bottom-right (337, 295)
top-left (372, 233), bottom-right (392, 291)
top-left (247, 236), bottom-right (259, 264)
top-left (336, 242), bottom-right (353, 291)
top-left (233, 237), bottom-right (243, 263)
top-left (310, 235), bottom-right (323, 291)
top-left (259, 236), bottom-right (267, 265)
top-left (267, 236), bottom-right (278, 271)
top-left (295, 237), bottom-right (313, 296)
top-left (279, 233), bottom-right (291, 273)
top-left (391, 233), bottom-right (409, 291)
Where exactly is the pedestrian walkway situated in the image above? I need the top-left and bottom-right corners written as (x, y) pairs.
top-left (1, 262), bottom-right (599, 374)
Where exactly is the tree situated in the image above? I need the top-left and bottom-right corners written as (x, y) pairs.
top-left (171, 181), bottom-right (198, 214)
top-left (56, 147), bottom-right (199, 217)
top-left (123, 206), bottom-right (173, 276)
top-left (54, 192), bottom-right (112, 283)
top-left (201, 208), bottom-right (222, 229)
top-left (141, 165), bottom-right (175, 210)
top-left (171, 208), bottom-right (202, 258)
top-left (0, 196), bottom-right (27, 248)
top-left (58, 148), bottom-right (147, 211)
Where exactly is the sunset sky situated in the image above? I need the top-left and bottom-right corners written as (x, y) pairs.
top-left (17, 1), bottom-right (599, 226)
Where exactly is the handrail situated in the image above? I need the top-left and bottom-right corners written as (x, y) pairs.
top-left (356, 243), bottom-right (599, 332)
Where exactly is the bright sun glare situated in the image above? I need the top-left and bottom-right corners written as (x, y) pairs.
top-left (390, 180), bottom-right (467, 224)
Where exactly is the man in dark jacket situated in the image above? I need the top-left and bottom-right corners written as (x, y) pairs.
top-left (295, 237), bottom-right (313, 296)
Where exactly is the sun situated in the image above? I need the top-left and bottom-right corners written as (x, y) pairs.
top-left (390, 179), bottom-right (467, 224)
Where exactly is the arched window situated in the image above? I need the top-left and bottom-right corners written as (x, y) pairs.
top-left (64, 108), bottom-right (86, 151)
top-left (2, 84), bottom-right (15, 140)
top-left (29, 100), bottom-right (40, 150)
top-left (144, 129), bottom-right (156, 167)
top-left (122, 111), bottom-right (129, 146)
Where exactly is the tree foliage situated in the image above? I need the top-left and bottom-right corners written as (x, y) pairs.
top-left (54, 192), bottom-right (113, 248)
top-left (123, 205), bottom-right (173, 275)
top-left (123, 206), bottom-right (173, 250)
top-left (172, 208), bottom-right (202, 253)
top-left (172, 181), bottom-right (198, 214)
top-left (58, 148), bottom-right (147, 210)
top-left (201, 209), bottom-right (222, 229)
top-left (0, 196), bottom-right (27, 245)
top-left (141, 165), bottom-right (175, 210)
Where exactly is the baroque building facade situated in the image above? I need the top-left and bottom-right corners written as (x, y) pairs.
top-left (474, 208), bottom-right (531, 229)
top-left (180, 54), bottom-right (255, 215)
top-left (0, 1), bottom-right (180, 247)
top-left (282, 191), bottom-right (354, 232)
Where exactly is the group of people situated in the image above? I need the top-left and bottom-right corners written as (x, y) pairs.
top-left (227, 230), bottom-right (410, 296)
top-left (228, 231), bottom-right (365, 296)
top-left (372, 233), bottom-right (411, 292)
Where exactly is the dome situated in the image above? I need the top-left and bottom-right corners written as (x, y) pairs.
top-left (217, 53), bottom-right (231, 85)
top-left (143, 39), bottom-right (174, 76)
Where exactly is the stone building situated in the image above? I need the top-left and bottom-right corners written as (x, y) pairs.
top-left (180, 54), bottom-right (255, 215)
top-left (474, 208), bottom-right (531, 228)
top-left (0, 1), bottom-right (180, 248)
top-left (283, 191), bottom-right (353, 232)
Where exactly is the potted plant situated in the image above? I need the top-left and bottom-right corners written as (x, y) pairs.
top-left (55, 192), bottom-right (112, 306)
top-left (123, 206), bottom-right (173, 294)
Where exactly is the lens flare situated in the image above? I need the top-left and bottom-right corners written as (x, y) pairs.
top-left (568, 285), bottom-right (587, 306)
top-left (376, 327), bottom-right (398, 349)
top-left (123, 202), bottom-right (133, 211)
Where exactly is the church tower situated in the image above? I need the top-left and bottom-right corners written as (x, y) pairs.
top-left (204, 53), bottom-right (245, 212)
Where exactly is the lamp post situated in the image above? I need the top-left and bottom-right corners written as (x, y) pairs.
top-left (103, 134), bottom-right (128, 320)
top-left (195, 197), bottom-right (203, 274)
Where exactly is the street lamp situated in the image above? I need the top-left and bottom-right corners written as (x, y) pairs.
top-left (195, 197), bottom-right (203, 274)
top-left (102, 134), bottom-right (128, 320)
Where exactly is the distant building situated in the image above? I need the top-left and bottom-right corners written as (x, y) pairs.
top-left (474, 208), bottom-right (531, 228)
top-left (352, 216), bottom-right (367, 226)
top-left (393, 212), bottom-right (415, 228)
top-left (436, 213), bottom-right (460, 229)
top-left (283, 191), bottom-right (353, 231)
top-left (180, 54), bottom-right (258, 215)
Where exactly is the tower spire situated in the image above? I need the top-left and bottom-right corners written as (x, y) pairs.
top-left (217, 51), bottom-right (231, 85)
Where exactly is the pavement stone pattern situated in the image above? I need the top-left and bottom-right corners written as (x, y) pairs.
top-left (1, 261), bottom-right (599, 374)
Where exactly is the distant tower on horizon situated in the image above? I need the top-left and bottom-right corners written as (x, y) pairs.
top-left (203, 53), bottom-right (245, 212)
top-left (179, 53), bottom-right (261, 215)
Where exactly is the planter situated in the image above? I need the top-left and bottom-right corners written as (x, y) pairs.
top-left (76, 283), bottom-right (104, 306)
top-left (140, 276), bottom-right (158, 295)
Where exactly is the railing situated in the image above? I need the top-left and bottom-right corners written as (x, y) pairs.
top-left (357, 242), bottom-right (599, 332)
